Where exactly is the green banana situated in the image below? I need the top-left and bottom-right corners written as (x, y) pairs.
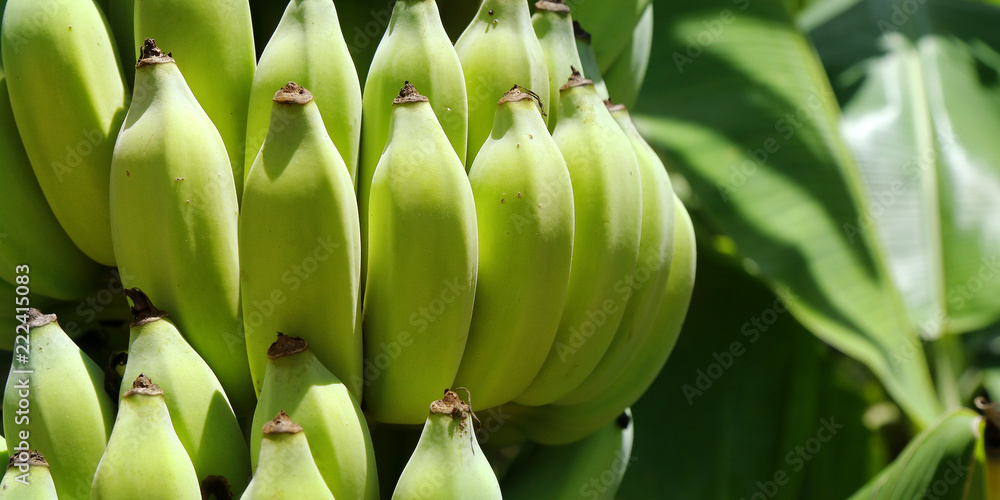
top-left (515, 71), bottom-right (642, 406)
top-left (504, 197), bottom-right (694, 445)
top-left (359, 0), bottom-right (468, 292)
top-left (532, 0), bottom-right (581, 132)
top-left (363, 82), bottom-right (478, 424)
top-left (602, 4), bottom-right (653, 109)
top-left (501, 409), bottom-right (634, 500)
top-left (452, 86), bottom-right (574, 410)
top-left (118, 288), bottom-right (251, 494)
top-left (557, 102), bottom-right (674, 405)
top-left (90, 375), bottom-right (201, 500)
top-left (455, 0), bottom-right (549, 163)
top-left (0, 451), bottom-right (58, 500)
top-left (2, 309), bottom-right (114, 500)
top-left (245, 0), bottom-right (362, 188)
top-left (134, 0), bottom-right (256, 198)
top-left (572, 22), bottom-right (609, 100)
top-left (0, 61), bottom-right (102, 300)
top-left (334, 1), bottom-right (390, 83)
top-left (109, 39), bottom-right (253, 417)
top-left (242, 411), bottom-right (336, 500)
top-left (240, 82), bottom-right (362, 398)
top-left (251, 334), bottom-right (378, 500)
top-left (0, 0), bottom-right (128, 266)
top-left (569, 0), bottom-right (650, 71)
top-left (106, 0), bottom-right (135, 88)
top-left (391, 389), bottom-right (502, 500)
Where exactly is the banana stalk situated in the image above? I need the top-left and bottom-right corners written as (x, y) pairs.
top-left (134, 0), bottom-right (256, 198)
top-left (363, 83), bottom-right (478, 424)
top-left (557, 102), bottom-right (675, 405)
top-left (515, 71), bottom-right (643, 406)
top-left (2, 310), bottom-right (114, 500)
top-left (240, 82), bottom-right (362, 398)
top-left (245, 0), bottom-right (362, 188)
top-left (90, 375), bottom-right (201, 500)
top-left (391, 390), bottom-right (502, 499)
top-left (453, 86), bottom-right (574, 410)
top-left (0, 0), bottom-right (129, 266)
top-left (109, 39), bottom-right (253, 417)
top-left (455, 0), bottom-right (549, 163)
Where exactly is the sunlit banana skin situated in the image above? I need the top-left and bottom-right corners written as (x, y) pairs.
top-left (501, 409), bottom-right (634, 500)
top-left (251, 334), bottom-right (378, 500)
top-left (90, 375), bottom-right (201, 500)
top-left (240, 83), bottom-right (362, 398)
top-left (244, 0), bottom-right (362, 188)
top-left (453, 87), bottom-right (574, 410)
top-left (119, 288), bottom-right (251, 494)
top-left (0, 451), bottom-right (58, 500)
top-left (2, 310), bottom-right (114, 500)
top-left (557, 102), bottom-right (675, 405)
top-left (359, 0), bottom-right (468, 291)
top-left (242, 411), bottom-right (335, 500)
top-left (573, 22), bottom-right (610, 100)
top-left (503, 197), bottom-right (694, 445)
top-left (532, 0), bottom-right (582, 132)
top-left (456, 0), bottom-right (550, 163)
top-left (602, 4), bottom-right (653, 109)
top-left (0, 63), bottom-right (101, 300)
top-left (363, 83), bottom-right (478, 424)
top-left (134, 0), bottom-right (256, 198)
top-left (109, 40), bottom-right (253, 417)
top-left (0, 0), bottom-right (128, 266)
top-left (391, 390), bottom-right (502, 500)
top-left (515, 72), bottom-right (642, 406)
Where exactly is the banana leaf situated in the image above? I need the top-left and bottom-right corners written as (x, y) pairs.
top-left (632, 0), bottom-right (940, 425)
top-left (801, 0), bottom-right (1000, 338)
top-left (849, 408), bottom-right (985, 499)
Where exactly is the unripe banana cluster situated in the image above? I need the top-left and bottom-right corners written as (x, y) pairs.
top-left (0, 0), bottom-right (689, 497)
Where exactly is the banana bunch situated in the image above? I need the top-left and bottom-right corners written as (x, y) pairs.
top-left (0, 0), bottom-right (687, 495)
top-left (392, 389), bottom-right (502, 499)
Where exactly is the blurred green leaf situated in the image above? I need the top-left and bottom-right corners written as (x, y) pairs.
top-left (633, 0), bottom-right (940, 425)
top-left (804, 0), bottom-right (1000, 338)
top-left (618, 245), bottom-right (885, 498)
top-left (849, 409), bottom-right (985, 499)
